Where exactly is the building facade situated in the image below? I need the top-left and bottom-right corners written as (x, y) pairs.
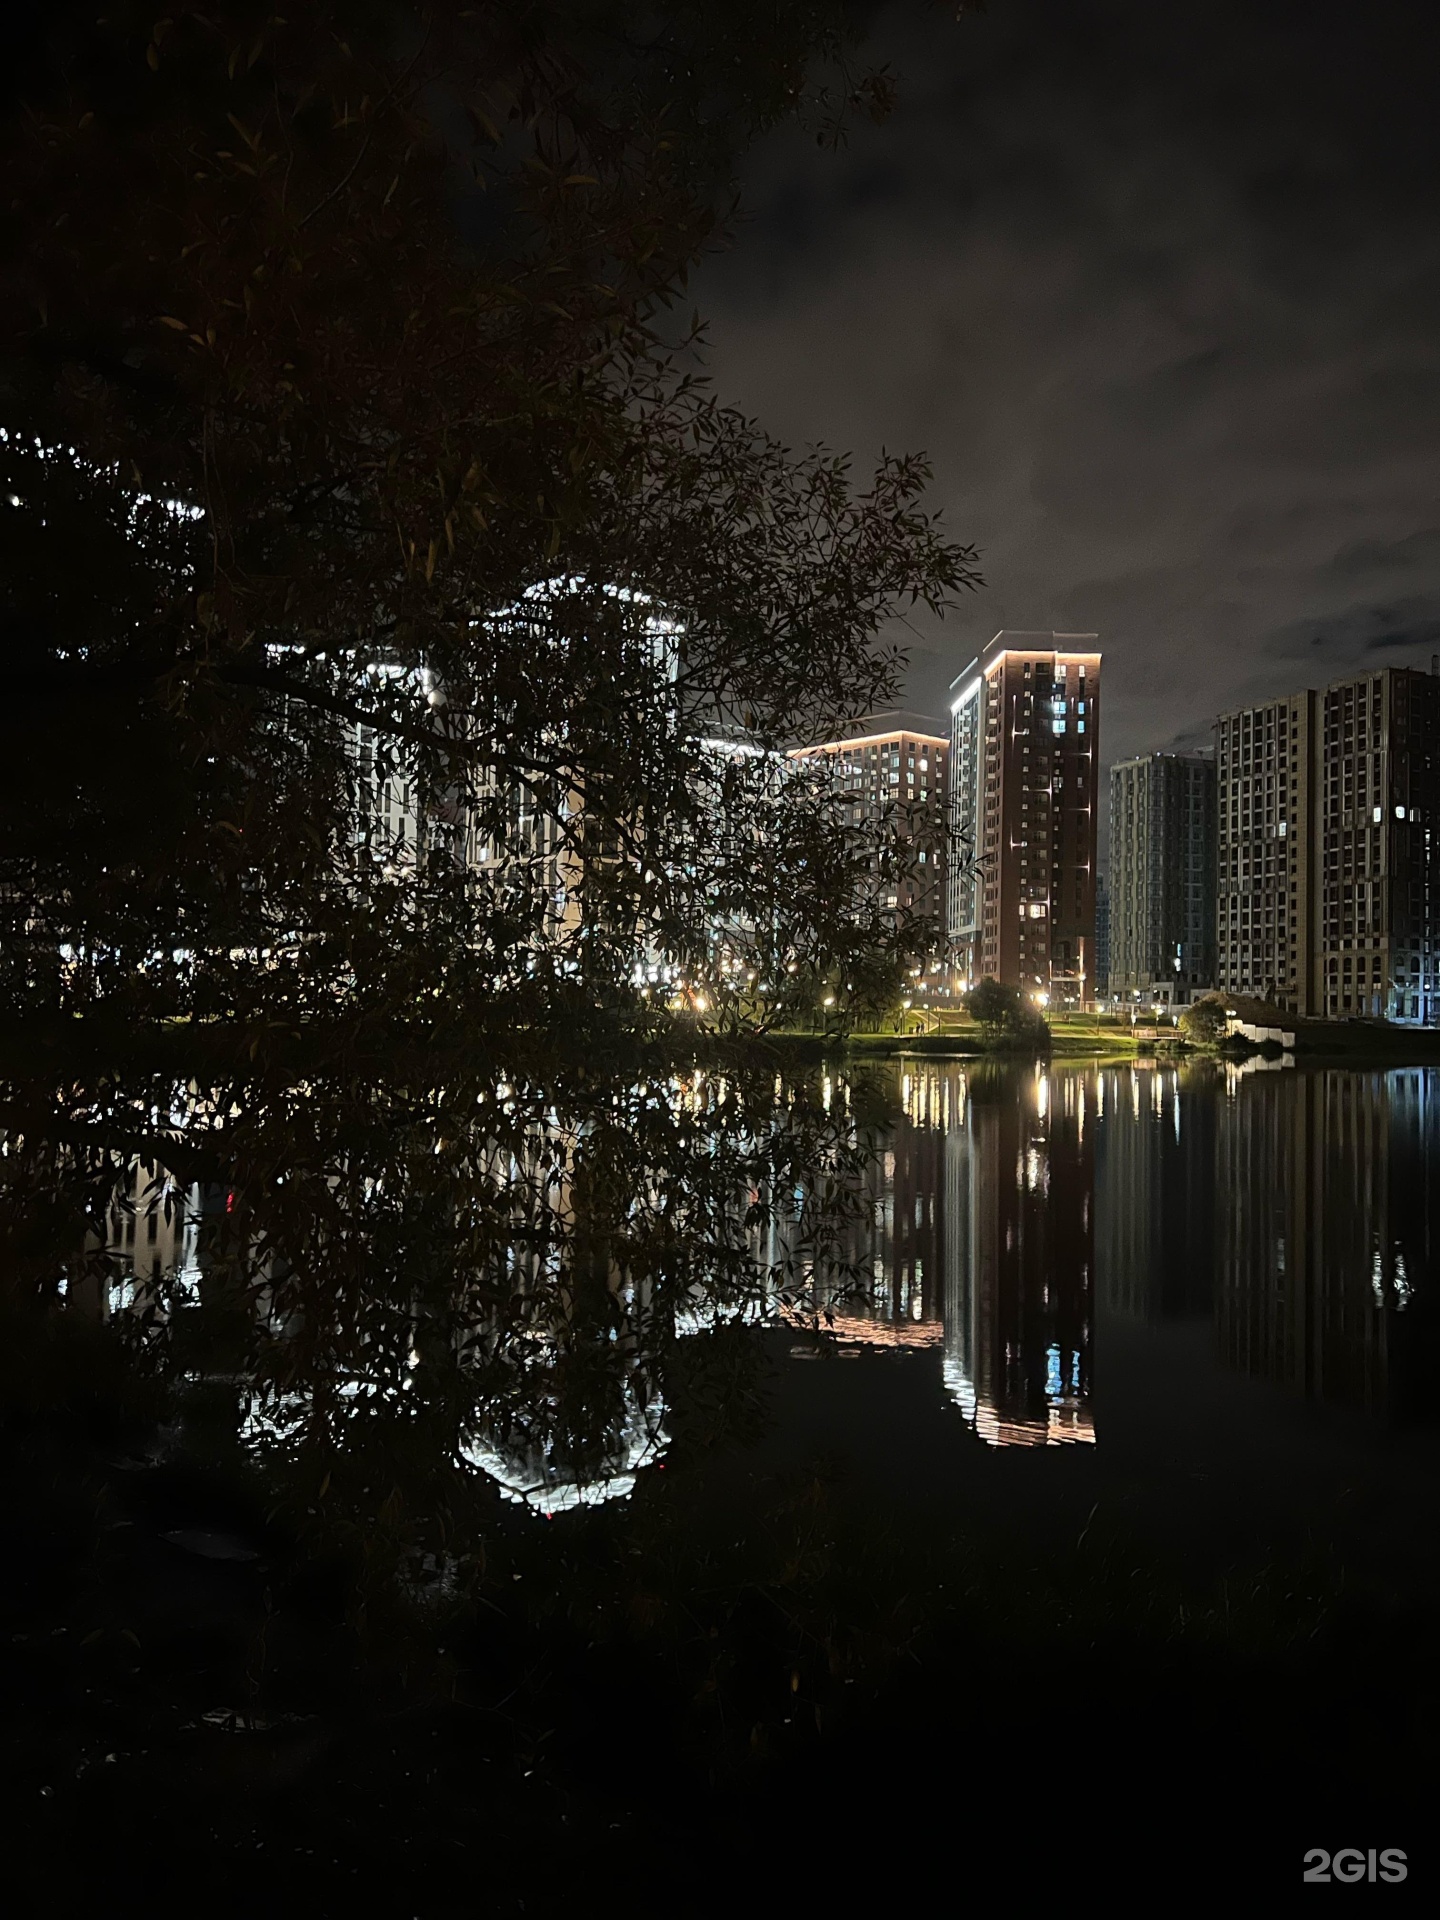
top-left (1215, 690), bottom-right (1319, 1012)
top-left (1107, 751), bottom-right (1217, 1007)
top-left (788, 710), bottom-right (948, 936)
top-left (1316, 667), bottom-right (1440, 1022)
top-left (1094, 873), bottom-right (1110, 999)
top-left (949, 633), bottom-right (1101, 1008)
top-left (1217, 665), bottom-right (1439, 1022)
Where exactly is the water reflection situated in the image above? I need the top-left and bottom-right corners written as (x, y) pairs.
top-left (23, 1060), bottom-right (876, 1521)
top-left (22, 1057), bottom-right (1440, 1528)
top-left (796, 1058), bottom-right (1439, 1446)
top-left (944, 1070), bottom-right (1094, 1446)
top-left (791, 1065), bottom-right (1095, 1445)
top-left (1211, 1066), bottom-right (1439, 1419)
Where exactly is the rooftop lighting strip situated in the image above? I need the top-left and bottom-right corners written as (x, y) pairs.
top-left (786, 730), bottom-right (948, 755)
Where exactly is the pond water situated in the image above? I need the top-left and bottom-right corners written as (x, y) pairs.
top-left (11, 1053), bottom-right (1440, 1902)
top-left (757, 1056), bottom-right (1440, 1585)
top-left (65, 1052), bottom-right (1440, 1597)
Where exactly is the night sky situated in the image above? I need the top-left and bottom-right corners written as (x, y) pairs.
top-left (698, 0), bottom-right (1440, 784)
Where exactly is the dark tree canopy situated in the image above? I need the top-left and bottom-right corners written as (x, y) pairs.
top-left (1, 0), bottom-right (976, 1045)
top-left (964, 977), bottom-right (1049, 1048)
top-left (0, 4), bottom-right (976, 1530)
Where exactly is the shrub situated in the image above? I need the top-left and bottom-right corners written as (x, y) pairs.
top-left (964, 978), bottom-right (1049, 1051)
top-left (1180, 995), bottom-right (1228, 1046)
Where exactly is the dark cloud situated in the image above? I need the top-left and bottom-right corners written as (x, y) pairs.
top-left (1269, 598), bottom-right (1440, 660)
top-left (695, 0), bottom-right (1440, 792)
top-left (1326, 531), bottom-right (1440, 581)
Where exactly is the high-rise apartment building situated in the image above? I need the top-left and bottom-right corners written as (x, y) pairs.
top-left (949, 633), bottom-right (1101, 1007)
top-left (788, 710), bottom-right (948, 932)
top-left (1315, 667), bottom-right (1440, 1021)
top-left (1094, 873), bottom-right (1110, 998)
top-left (1107, 751), bottom-right (1217, 1006)
top-left (1217, 665), bottom-right (1440, 1022)
top-left (1215, 691), bottom-right (1318, 1012)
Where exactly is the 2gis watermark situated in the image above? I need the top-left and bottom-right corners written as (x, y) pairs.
top-left (1304, 1849), bottom-right (1407, 1884)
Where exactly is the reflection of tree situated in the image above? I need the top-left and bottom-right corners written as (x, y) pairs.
top-left (0, 4), bottom-right (979, 1558)
top-left (800, 1067), bottom-right (949, 1347)
top-left (3, 1055), bottom-right (878, 1536)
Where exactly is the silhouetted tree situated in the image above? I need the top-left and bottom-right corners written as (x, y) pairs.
top-left (0, 2), bottom-right (976, 1526)
top-left (1, 1), bottom-right (975, 1050)
top-left (965, 977), bottom-right (1048, 1050)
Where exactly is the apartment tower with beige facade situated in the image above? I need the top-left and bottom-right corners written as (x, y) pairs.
top-left (787, 710), bottom-right (949, 932)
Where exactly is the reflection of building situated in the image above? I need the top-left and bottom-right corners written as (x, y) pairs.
top-left (1093, 1063), bottom-right (1216, 1321)
top-left (949, 632), bottom-right (1102, 1007)
top-left (98, 1158), bottom-right (197, 1298)
top-left (785, 1063), bottom-right (1097, 1444)
top-left (943, 1068), bottom-right (1096, 1445)
top-left (817, 1066), bottom-right (951, 1347)
top-left (460, 1378), bottom-right (668, 1514)
top-left (769, 1066), bottom-right (949, 1348)
top-left (1108, 751), bottom-right (1216, 1007)
top-left (1213, 1067), bottom-right (1439, 1419)
top-left (787, 711), bottom-right (949, 935)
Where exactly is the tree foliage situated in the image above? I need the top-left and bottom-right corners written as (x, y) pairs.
top-left (1180, 995), bottom-right (1229, 1047)
top-left (0, 4), bottom-right (977, 1525)
top-left (964, 977), bottom-right (1049, 1050)
top-left (1, 0), bottom-right (976, 1043)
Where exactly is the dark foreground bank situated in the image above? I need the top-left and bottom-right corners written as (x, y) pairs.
top-left (6, 1315), bottom-right (1438, 1910)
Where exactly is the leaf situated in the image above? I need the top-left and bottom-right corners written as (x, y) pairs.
top-left (157, 315), bottom-right (188, 329)
top-left (146, 44), bottom-right (160, 71)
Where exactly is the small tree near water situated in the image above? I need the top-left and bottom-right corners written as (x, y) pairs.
top-left (1180, 996), bottom-right (1229, 1047)
top-left (964, 978), bottom-right (1048, 1049)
